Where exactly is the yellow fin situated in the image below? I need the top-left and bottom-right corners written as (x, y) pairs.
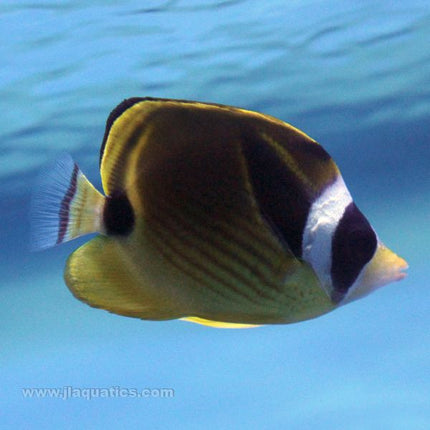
top-left (64, 235), bottom-right (179, 320)
top-left (181, 316), bottom-right (260, 329)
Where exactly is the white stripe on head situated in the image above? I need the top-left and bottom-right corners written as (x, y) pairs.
top-left (301, 175), bottom-right (352, 296)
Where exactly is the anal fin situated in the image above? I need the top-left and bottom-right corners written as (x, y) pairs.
top-left (64, 235), bottom-right (178, 320)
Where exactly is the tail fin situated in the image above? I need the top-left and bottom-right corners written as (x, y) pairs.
top-left (31, 154), bottom-right (105, 251)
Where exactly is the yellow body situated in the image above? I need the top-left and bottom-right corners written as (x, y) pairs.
top-left (49, 98), bottom-right (407, 327)
top-left (65, 99), bottom-right (338, 326)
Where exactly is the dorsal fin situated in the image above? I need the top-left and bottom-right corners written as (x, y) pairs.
top-left (99, 97), bottom-right (146, 167)
top-left (99, 98), bottom-right (157, 195)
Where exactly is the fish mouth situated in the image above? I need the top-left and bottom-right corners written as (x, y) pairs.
top-left (342, 243), bottom-right (408, 304)
top-left (363, 242), bottom-right (408, 288)
top-left (383, 248), bottom-right (408, 282)
top-left (395, 258), bottom-right (409, 280)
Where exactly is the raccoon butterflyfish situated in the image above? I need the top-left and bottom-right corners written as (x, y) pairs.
top-left (31, 97), bottom-right (408, 328)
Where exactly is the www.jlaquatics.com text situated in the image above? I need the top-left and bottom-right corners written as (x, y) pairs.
top-left (22, 386), bottom-right (175, 400)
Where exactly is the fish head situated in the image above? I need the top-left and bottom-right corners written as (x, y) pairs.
top-left (301, 174), bottom-right (408, 305)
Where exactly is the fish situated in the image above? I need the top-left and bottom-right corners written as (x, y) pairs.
top-left (31, 97), bottom-right (408, 328)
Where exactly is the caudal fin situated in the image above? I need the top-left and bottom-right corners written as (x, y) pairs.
top-left (31, 154), bottom-right (105, 251)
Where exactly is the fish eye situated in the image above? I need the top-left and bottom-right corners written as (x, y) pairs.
top-left (331, 202), bottom-right (378, 299)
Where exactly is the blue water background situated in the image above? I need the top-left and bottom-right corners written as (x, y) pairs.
top-left (1, 1), bottom-right (429, 428)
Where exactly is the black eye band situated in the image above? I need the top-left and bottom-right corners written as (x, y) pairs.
top-left (330, 202), bottom-right (377, 303)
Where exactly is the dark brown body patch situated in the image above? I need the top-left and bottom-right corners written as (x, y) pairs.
top-left (103, 191), bottom-right (135, 236)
